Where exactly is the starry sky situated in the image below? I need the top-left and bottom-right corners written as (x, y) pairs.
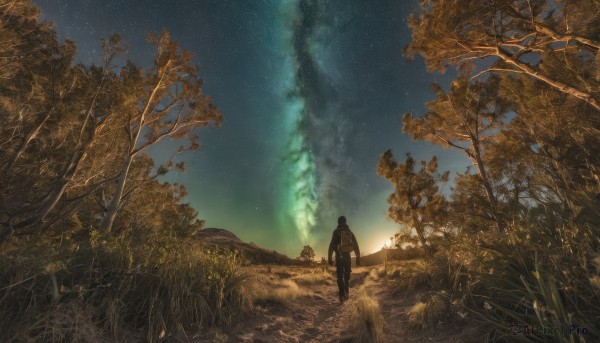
top-left (34, 0), bottom-right (466, 257)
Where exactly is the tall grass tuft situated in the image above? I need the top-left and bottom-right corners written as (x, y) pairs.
top-left (407, 293), bottom-right (448, 328)
top-left (465, 223), bottom-right (600, 342)
top-left (0, 234), bottom-right (253, 342)
top-left (390, 256), bottom-right (470, 297)
top-left (254, 279), bottom-right (304, 306)
top-left (351, 290), bottom-right (385, 343)
top-left (386, 216), bottom-right (600, 342)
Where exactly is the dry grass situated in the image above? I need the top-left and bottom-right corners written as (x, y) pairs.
top-left (349, 289), bottom-right (385, 343)
top-left (408, 301), bottom-right (427, 326)
top-left (253, 276), bottom-right (305, 306)
top-left (32, 300), bottom-right (104, 343)
top-left (386, 221), bottom-right (600, 342)
top-left (0, 238), bottom-right (253, 342)
top-left (293, 271), bottom-right (332, 286)
top-left (387, 266), bottom-right (402, 279)
top-left (368, 267), bottom-right (381, 281)
top-left (407, 293), bottom-right (448, 328)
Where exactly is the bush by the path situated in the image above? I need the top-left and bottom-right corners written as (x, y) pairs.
top-left (0, 235), bottom-right (252, 342)
top-left (389, 222), bottom-right (600, 342)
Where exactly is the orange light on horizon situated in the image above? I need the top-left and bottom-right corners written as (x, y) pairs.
top-left (365, 232), bottom-right (397, 255)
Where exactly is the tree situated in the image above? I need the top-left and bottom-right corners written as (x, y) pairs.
top-left (403, 77), bottom-right (508, 231)
top-left (0, 1), bottom-right (117, 239)
top-left (0, 1), bottom-right (222, 240)
top-left (377, 151), bottom-right (449, 255)
top-left (406, 0), bottom-right (600, 112)
top-left (6, 41), bottom-right (128, 234)
top-left (489, 75), bottom-right (600, 224)
top-left (97, 29), bottom-right (223, 232)
top-left (299, 245), bottom-right (315, 263)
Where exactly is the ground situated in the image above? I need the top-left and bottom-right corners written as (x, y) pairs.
top-left (195, 264), bottom-right (475, 343)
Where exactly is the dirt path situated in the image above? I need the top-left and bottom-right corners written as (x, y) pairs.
top-left (195, 265), bottom-right (468, 342)
top-left (212, 266), bottom-right (373, 342)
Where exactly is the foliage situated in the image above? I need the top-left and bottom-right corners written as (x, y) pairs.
top-left (0, 237), bottom-right (252, 342)
top-left (299, 244), bottom-right (316, 263)
top-left (469, 224), bottom-right (600, 341)
top-left (379, 0), bottom-right (600, 341)
top-left (406, 0), bottom-right (600, 112)
top-left (0, 0), bottom-right (222, 240)
top-left (99, 28), bottom-right (223, 233)
top-left (403, 77), bottom-right (508, 231)
top-left (377, 152), bottom-right (449, 255)
top-left (0, 1), bottom-right (232, 341)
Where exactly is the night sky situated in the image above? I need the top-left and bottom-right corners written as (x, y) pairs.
top-left (34, 0), bottom-right (466, 257)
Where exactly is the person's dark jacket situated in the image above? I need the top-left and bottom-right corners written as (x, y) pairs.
top-left (328, 224), bottom-right (360, 265)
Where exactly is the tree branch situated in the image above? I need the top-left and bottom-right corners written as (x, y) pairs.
top-left (495, 48), bottom-right (600, 112)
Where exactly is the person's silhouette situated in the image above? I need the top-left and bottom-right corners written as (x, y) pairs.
top-left (328, 216), bottom-right (360, 302)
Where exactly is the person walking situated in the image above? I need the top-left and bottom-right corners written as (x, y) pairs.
top-left (328, 216), bottom-right (360, 302)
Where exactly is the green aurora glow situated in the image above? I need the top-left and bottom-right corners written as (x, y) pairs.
top-left (34, 0), bottom-right (467, 258)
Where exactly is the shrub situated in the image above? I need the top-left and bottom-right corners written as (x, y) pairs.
top-left (0, 235), bottom-right (252, 342)
top-left (408, 293), bottom-right (448, 328)
top-left (466, 223), bottom-right (600, 342)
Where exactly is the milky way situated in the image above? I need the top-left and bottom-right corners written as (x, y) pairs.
top-left (278, 0), bottom-right (356, 244)
top-left (33, 0), bottom-right (466, 256)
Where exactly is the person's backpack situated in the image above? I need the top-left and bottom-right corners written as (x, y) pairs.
top-left (339, 229), bottom-right (354, 253)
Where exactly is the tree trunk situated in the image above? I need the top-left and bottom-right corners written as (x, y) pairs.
top-left (414, 224), bottom-right (431, 256)
top-left (96, 62), bottom-right (168, 233)
top-left (5, 110), bottom-right (53, 172)
top-left (99, 155), bottom-right (133, 232)
top-left (11, 145), bottom-right (85, 231)
top-left (13, 181), bottom-right (70, 230)
top-left (471, 141), bottom-right (505, 232)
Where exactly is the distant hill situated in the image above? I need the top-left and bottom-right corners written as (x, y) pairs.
top-left (353, 247), bottom-right (423, 266)
top-left (353, 248), bottom-right (402, 267)
top-left (194, 228), bottom-right (301, 265)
